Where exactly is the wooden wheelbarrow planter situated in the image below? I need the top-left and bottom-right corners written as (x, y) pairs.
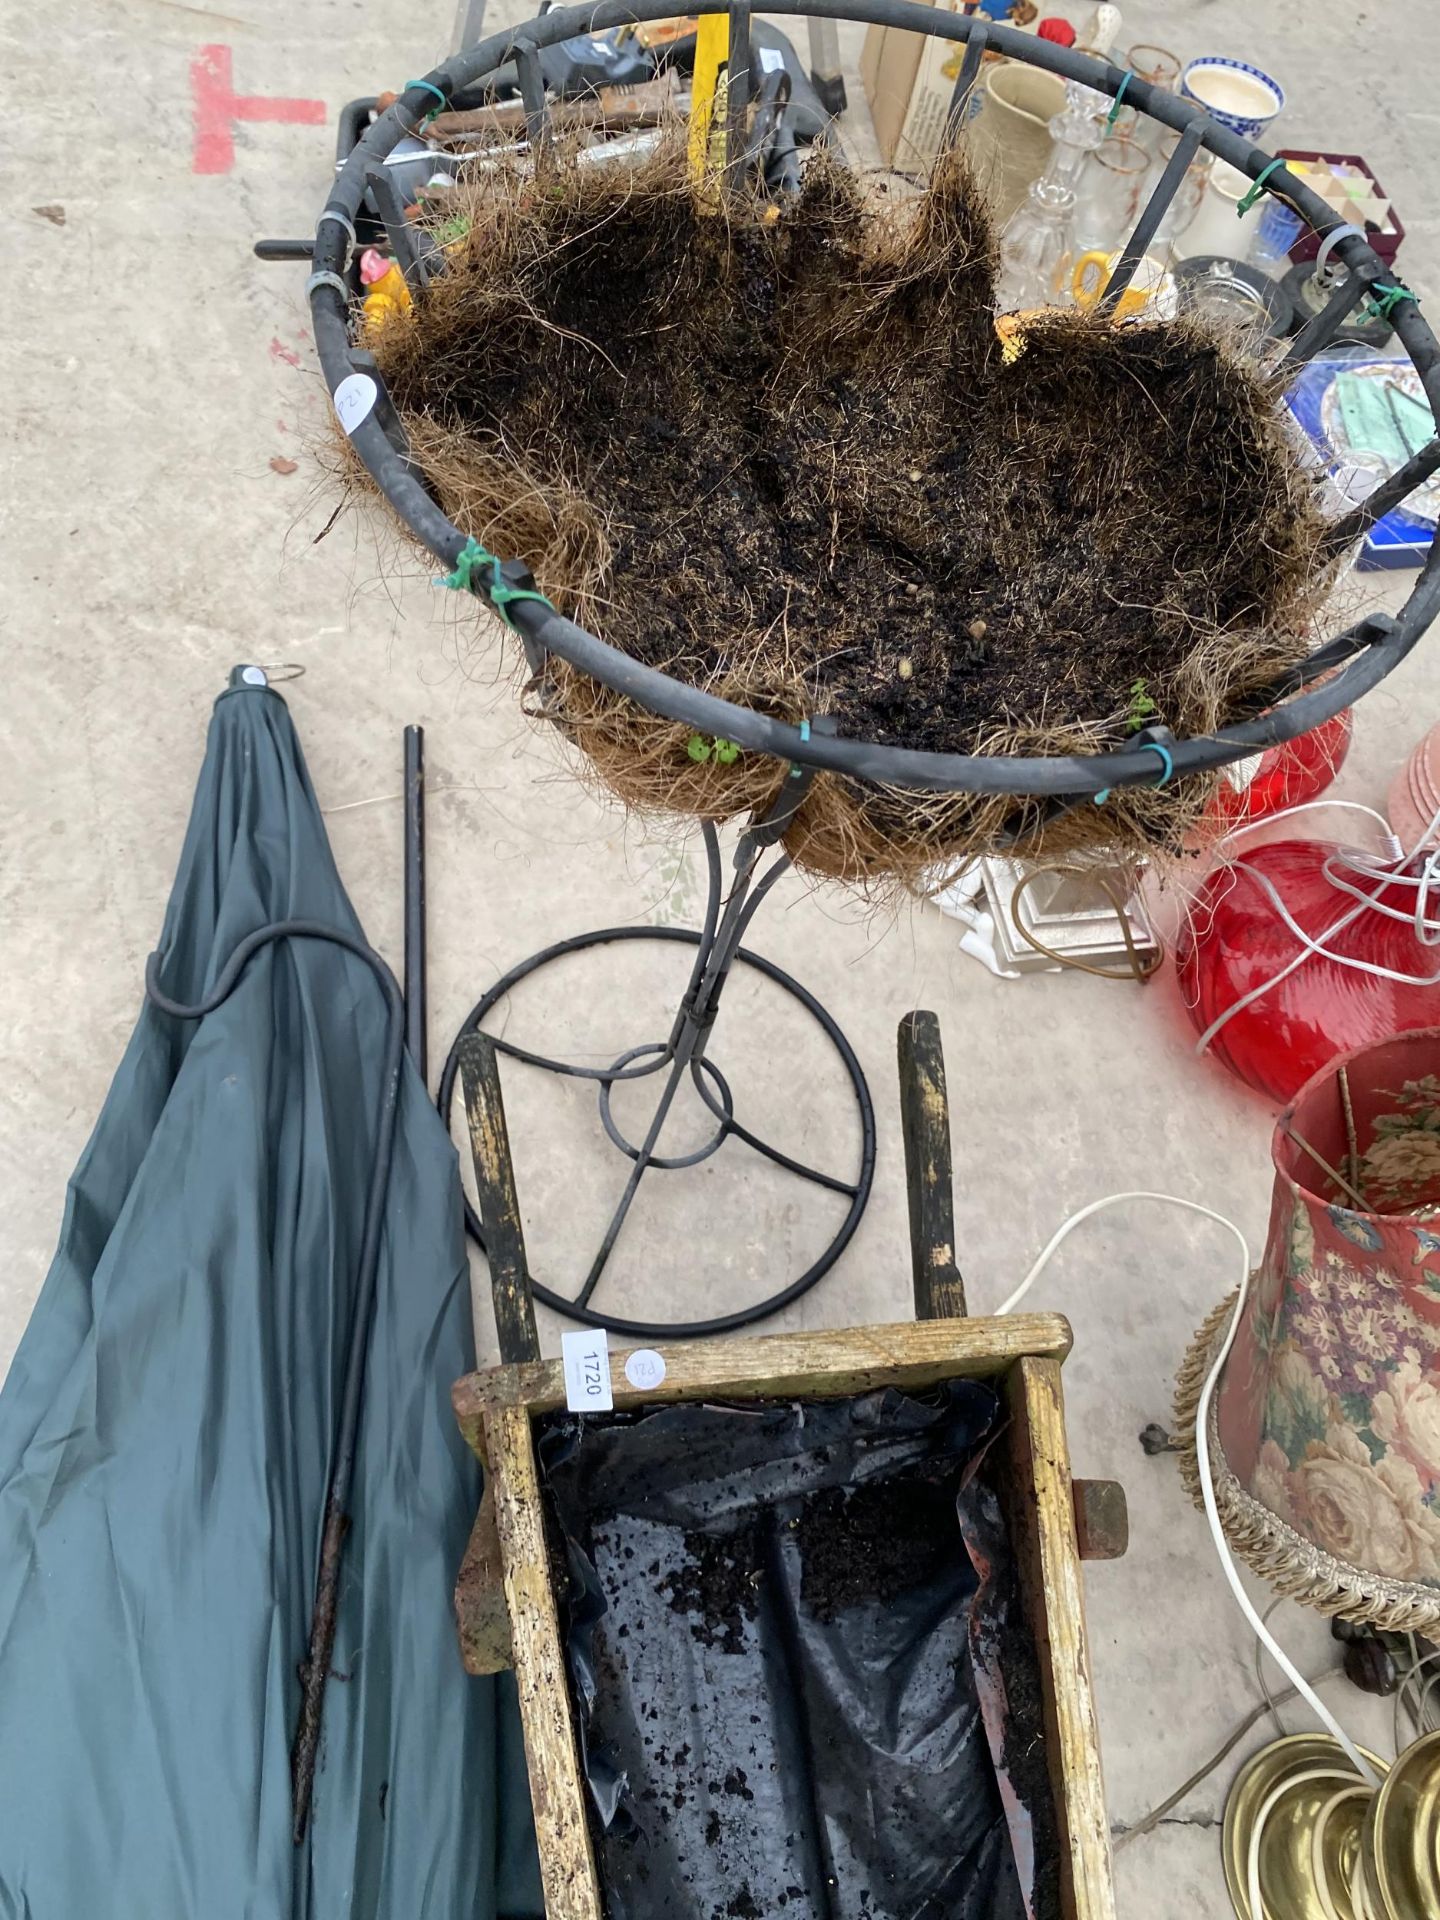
top-left (451, 1013), bottom-right (1126, 1920)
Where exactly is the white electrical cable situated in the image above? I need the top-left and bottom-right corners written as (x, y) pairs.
top-left (1326, 840), bottom-right (1440, 944)
top-left (1396, 1647), bottom-right (1440, 1750)
top-left (995, 1190), bottom-right (1249, 1318)
top-left (1000, 1191), bottom-right (1384, 1790)
top-left (1231, 856), bottom-right (1440, 988)
top-left (1190, 883), bottom-right (1375, 1056)
top-left (1192, 793), bottom-right (1440, 1058)
top-left (1218, 798), bottom-right (1398, 850)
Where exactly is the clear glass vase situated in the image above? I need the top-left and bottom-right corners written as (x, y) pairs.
top-left (997, 81), bottom-right (1108, 312)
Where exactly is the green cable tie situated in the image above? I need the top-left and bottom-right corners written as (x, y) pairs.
top-left (437, 537), bottom-right (555, 631)
top-left (789, 716), bottom-right (812, 781)
top-left (1236, 159), bottom-right (1285, 218)
top-left (1365, 280), bottom-right (1414, 322)
top-left (1105, 72), bottom-right (1131, 131)
top-left (403, 77), bottom-right (448, 124)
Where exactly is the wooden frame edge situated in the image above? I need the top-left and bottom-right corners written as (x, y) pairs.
top-left (484, 1402), bottom-right (605, 1919)
top-left (454, 1313), bottom-right (1074, 1438)
top-left (1004, 1356), bottom-right (1116, 1920)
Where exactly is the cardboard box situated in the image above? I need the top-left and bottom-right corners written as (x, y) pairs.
top-left (1279, 150), bottom-right (1405, 269)
top-left (862, 0), bottom-right (970, 173)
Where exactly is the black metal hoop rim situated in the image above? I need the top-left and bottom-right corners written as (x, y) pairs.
top-left (596, 1043), bottom-right (735, 1168)
top-left (309, 0), bottom-right (1440, 802)
top-left (436, 923), bottom-right (878, 1338)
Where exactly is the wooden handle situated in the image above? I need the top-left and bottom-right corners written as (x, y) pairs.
top-left (897, 1011), bottom-right (968, 1320)
top-left (457, 1032), bottom-right (540, 1366)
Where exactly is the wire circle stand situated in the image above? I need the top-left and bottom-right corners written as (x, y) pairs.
top-left (305, 1), bottom-right (1440, 1328)
top-left (438, 799), bottom-right (876, 1338)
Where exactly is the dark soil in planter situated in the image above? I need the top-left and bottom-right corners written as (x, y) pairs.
top-left (363, 140), bottom-right (1331, 880)
top-left (536, 1384), bottom-right (1063, 1920)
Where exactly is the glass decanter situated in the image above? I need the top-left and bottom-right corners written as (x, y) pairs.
top-left (996, 80), bottom-right (1109, 312)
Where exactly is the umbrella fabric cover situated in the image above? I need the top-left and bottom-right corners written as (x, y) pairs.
top-left (0, 673), bottom-right (540, 1919)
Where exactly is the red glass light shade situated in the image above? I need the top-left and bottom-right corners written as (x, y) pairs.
top-left (1175, 838), bottom-right (1440, 1100)
top-left (1206, 711), bottom-right (1353, 826)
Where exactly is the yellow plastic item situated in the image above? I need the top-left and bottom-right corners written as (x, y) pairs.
top-left (1070, 249), bottom-right (1170, 320)
top-left (995, 309), bottom-right (1042, 364)
top-left (687, 12), bottom-right (729, 186)
top-left (363, 262), bottom-right (413, 335)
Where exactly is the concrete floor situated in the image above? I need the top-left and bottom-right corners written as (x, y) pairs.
top-left (3, 0), bottom-right (1437, 1911)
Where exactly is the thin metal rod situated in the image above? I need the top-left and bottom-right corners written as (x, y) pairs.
top-left (688, 1059), bottom-right (860, 1194)
top-left (573, 1048), bottom-right (692, 1306)
top-left (1283, 1122), bottom-right (1370, 1212)
top-left (485, 1031), bottom-right (672, 1082)
top-left (733, 850), bottom-right (792, 948)
top-left (575, 819), bottom-right (788, 1308)
top-left (364, 165), bottom-right (435, 291)
top-left (512, 37), bottom-right (550, 150)
top-left (944, 16), bottom-right (988, 140)
top-left (725, 0), bottom-right (752, 180)
top-left (1268, 616), bottom-right (1392, 696)
top-left (662, 819), bottom-right (750, 1050)
top-left (1283, 271), bottom-right (1370, 366)
top-left (687, 821), bottom-right (727, 1007)
top-left (403, 724), bottom-right (427, 1082)
top-left (1097, 118), bottom-right (1203, 316)
top-left (1339, 1065), bottom-right (1361, 1198)
top-left (685, 836), bottom-right (783, 1035)
top-left (1326, 435), bottom-right (1440, 552)
top-left (482, 825), bottom-right (725, 1086)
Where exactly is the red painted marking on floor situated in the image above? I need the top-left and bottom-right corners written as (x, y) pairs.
top-left (191, 44), bottom-right (326, 176)
top-left (269, 337), bottom-right (301, 368)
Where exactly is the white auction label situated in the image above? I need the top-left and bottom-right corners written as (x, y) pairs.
top-left (758, 46), bottom-right (785, 72)
top-left (562, 1327), bottom-right (613, 1413)
top-left (332, 373), bottom-right (378, 436)
top-left (623, 1348), bottom-right (666, 1391)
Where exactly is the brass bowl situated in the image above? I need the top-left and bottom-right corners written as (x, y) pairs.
top-left (1223, 1734), bottom-right (1387, 1920)
top-left (1363, 1727), bottom-right (1440, 1919)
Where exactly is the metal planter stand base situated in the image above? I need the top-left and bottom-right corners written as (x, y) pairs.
top-left (439, 786), bottom-right (875, 1339)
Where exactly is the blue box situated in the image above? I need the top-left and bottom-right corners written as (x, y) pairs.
top-left (1284, 354), bottom-right (1436, 571)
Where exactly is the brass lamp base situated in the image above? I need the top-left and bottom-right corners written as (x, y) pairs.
top-left (1222, 1730), bottom-right (1440, 1918)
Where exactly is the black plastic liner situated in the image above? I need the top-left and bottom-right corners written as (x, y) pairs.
top-left (537, 1382), bottom-right (1053, 1920)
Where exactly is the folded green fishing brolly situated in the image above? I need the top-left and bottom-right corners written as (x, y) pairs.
top-left (0, 669), bottom-right (540, 1919)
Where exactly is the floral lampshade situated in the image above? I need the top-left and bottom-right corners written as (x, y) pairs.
top-left (1176, 1029), bottom-right (1440, 1633)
